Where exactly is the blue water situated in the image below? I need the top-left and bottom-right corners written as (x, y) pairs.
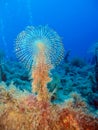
top-left (0, 0), bottom-right (98, 59)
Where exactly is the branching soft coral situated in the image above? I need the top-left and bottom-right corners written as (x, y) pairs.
top-left (31, 43), bottom-right (52, 101)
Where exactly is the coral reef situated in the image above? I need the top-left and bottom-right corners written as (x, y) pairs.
top-left (0, 59), bottom-right (31, 91)
top-left (71, 57), bottom-right (86, 67)
top-left (0, 84), bottom-right (98, 130)
top-left (0, 26), bottom-right (98, 130)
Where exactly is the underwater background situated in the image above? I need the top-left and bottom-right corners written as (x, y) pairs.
top-left (0, 0), bottom-right (98, 58)
top-left (0, 0), bottom-right (98, 130)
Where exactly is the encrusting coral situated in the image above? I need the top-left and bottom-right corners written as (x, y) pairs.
top-left (0, 25), bottom-right (98, 130)
top-left (0, 84), bottom-right (98, 130)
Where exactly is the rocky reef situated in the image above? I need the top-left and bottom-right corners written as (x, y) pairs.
top-left (0, 55), bottom-right (98, 130)
top-left (0, 26), bottom-right (98, 130)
